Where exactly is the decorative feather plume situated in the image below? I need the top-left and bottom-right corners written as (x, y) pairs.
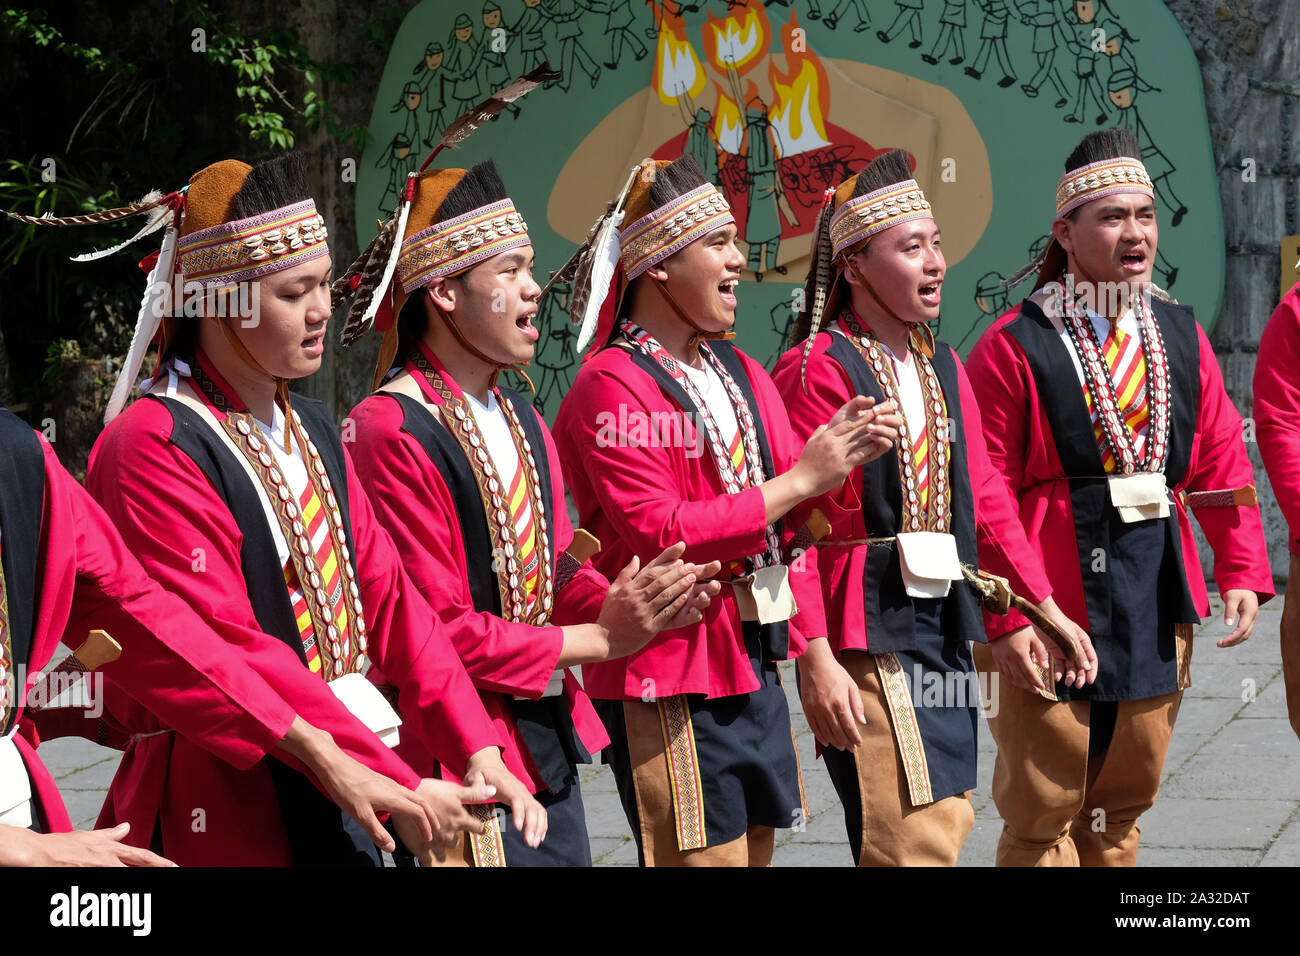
top-left (420, 63), bottom-right (563, 171)
top-left (1002, 249), bottom-right (1048, 290)
top-left (799, 200), bottom-right (836, 390)
top-left (339, 174), bottom-right (414, 345)
top-left (5, 189), bottom-right (164, 228)
top-left (539, 211), bottom-right (604, 301)
top-left (571, 166), bottom-right (639, 353)
top-left (71, 203), bottom-right (172, 261)
top-left (1147, 282), bottom-right (1176, 304)
top-left (104, 224), bottom-right (179, 424)
top-left (335, 214), bottom-right (401, 345)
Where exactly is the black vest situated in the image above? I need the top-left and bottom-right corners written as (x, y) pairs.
top-left (819, 332), bottom-right (985, 654)
top-left (616, 338), bottom-right (791, 662)
top-left (156, 394), bottom-right (378, 865)
top-left (1003, 298), bottom-right (1200, 699)
top-left (0, 411), bottom-right (46, 736)
top-left (390, 387), bottom-right (589, 792)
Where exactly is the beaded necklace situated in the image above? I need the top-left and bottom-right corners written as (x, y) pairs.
top-left (189, 354), bottom-right (368, 677)
top-left (619, 318), bottom-right (781, 570)
top-left (1057, 276), bottom-right (1171, 475)
top-left (409, 348), bottom-right (555, 625)
top-left (839, 308), bottom-right (951, 533)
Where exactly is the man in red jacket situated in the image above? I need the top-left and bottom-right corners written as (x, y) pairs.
top-left (0, 408), bottom-right (486, 865)
top-left (72, 152), bottom-right (534, 865)
top-left (335, 158), bottom-right (719, 866)
top-left (966, 128), bottom-right (1272, 866)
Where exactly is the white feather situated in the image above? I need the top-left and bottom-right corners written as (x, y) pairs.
top-left (357, 174), bottom-right (414, 335)
top-left (574, 166), bottom-right (640, 353)
top-left (71, 205), bottom-right (171, 262)
top-left (575, 210), bottom-right (624, 354)
top-left (104, 225), bottom-right (178, 424)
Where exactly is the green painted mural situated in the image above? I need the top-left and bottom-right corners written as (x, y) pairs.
top-left (359, 0), bottom-right (1222, 418)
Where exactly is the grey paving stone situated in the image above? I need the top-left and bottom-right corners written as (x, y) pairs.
top-left (1136, 846), bottom-right (1260, 866)
top-left (1138, 796), bottom-right (1294, 849)
top-left (1174, 695), bottom-right (1246, 736)
top-left (581, 788), bottom-right (632, 839)
top-left (38, 737), bottom-right (121, 779)
top-left (1162, 732), bottom-right (1210, 776)
top-left (56, 755), bottom-right (123, 792)
top-left (1237, 679), bottom-right (1291, 720)
top-left (1258, 810), bottom-right (1300, 866)
top-left (1161, 753), bottom-right (1300, 801)
top-left (56, 788), bottom-right (109, 830)
top-left (1186, 662), bottom-right (1279, 700)
top-left (956, 819), bottom-right (999, 867)
top-left (588, 836), bottom-right (638, 867)
top-left (1200, 716), bottom-right (1299, 756)
top-left (773, 839), bottom-right (853, 866)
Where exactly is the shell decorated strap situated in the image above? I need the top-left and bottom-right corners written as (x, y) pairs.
top-left (189, 354), bottom-right (369, 678)
top-left (408, 347), bottom-right (555, 625)
top-left (839, 309), bottom-right (952, 533)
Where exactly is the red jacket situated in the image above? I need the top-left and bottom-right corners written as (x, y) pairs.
top-left (347, 364), bottom-right (610, 793)
top-left (553, 342), bottom-right (828, 700)
top-left (1253, 283), bottom-right (1300, 556)
top-left (8, 421), bottom-right (294, 835)
top-left (84, 392), bottom-right (502, 864)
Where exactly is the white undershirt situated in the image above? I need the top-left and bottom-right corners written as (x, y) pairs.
top-left (253, 403), bottom-right (312, 570)
top-left (679, 358), bottom-right (740, 448)
top-left (464, 390), bottom-right (521, 482)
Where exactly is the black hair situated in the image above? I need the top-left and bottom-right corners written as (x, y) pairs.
top-left (646, 153), bottom-right (708, 210)
top-left (1063, 128), bottom-right (1141, 173)
top-left (850, 148), bottom-right (914, 200)
top-left (229, 151), bottom-right (312, 221)
top-left (1062, 128), bottom-right (1142, 220)
top-left (436, 160), bottom-right (509, 223)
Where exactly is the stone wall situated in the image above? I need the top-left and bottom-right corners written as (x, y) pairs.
top-left (1164, 0), bottom-right (1299, 582)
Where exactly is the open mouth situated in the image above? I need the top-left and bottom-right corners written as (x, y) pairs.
top-left (1120, 250), bottom-right (1147, 271)
top-left (918, 281), bottom-right (942, 306)
top-left (719, 278), bottom-right (739, 306)
top-left (516, 311), bottom-right (539, 342)
top-left (302, 330), bottom-right (326, 354)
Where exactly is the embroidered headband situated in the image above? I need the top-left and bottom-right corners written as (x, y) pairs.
top-left (176, 198), bottom-right (328, 288)
top-left (396, 197), bottom-right (529, 292)
top-left (1055, 157), bottom-right (1154, 218)
top-left (828, 179), bottom-right (932, 259)
top-left (618, 183), bottom-right (733, 280)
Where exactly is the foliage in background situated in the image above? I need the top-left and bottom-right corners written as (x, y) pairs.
top-left (176, 0), bottom-right (369, 152)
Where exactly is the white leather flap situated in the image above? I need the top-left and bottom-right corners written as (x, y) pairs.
top-left (896, 531), bottom-right (962, 599)
top-left (329, 672), bottom-right (402, 748)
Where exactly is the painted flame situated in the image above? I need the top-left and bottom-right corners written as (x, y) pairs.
top-left (653, 21), bottom-right (707, 105)
top-left (768, 12), bottom-right (831, 157)
top-left (703, 1), bottom-right (770, 75)
top-left (713, 81), bottom-right (759, 156)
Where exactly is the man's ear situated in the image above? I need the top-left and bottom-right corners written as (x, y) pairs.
top-left (1052, 216), bottom-right (1073, 256)
top-left (427, 278), bottom-right (456, 314)
top-left (645, 262), bottom-right (670, 283)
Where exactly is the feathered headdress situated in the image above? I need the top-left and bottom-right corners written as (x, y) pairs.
top-left (333, 64), bottom-right (559, 388)
top-left (7, 155), bottom-right (330, 425)
top-left (6, 187), bottom-right (188, 421)
top-left (791, 148), bottom-right (933, 388)
top-left (557, 154), bottom-right (735, 362)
